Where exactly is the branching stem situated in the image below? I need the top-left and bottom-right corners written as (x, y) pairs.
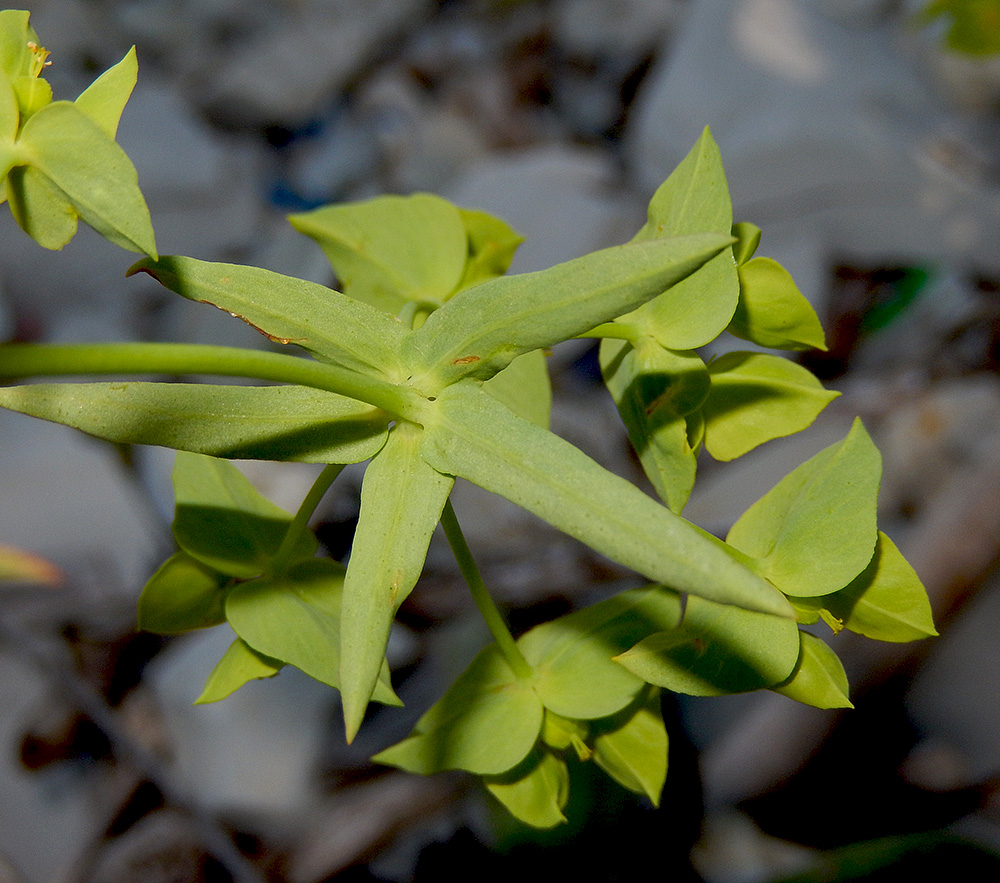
top-left (440, 498), bottom-right (533, 680)
top-left (270, 463), bottom-right (345, 574)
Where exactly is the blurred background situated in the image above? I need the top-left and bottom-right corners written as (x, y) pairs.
top-left (2, 1), bottom-right (1000, 880)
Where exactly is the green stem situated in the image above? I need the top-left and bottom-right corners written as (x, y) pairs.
top-left (577, 322), bottom-right (639, 342)
top-left (270, 463), bottom-right (345, 574)
top-left (440, 498), bottom-right (533, 680)
top-left (0, 342), bottom-right (430, 423)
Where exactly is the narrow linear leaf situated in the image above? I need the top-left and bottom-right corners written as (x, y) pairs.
top-left (196, 637), bottom-right (283, 704)
top-left (373, 644), bottom-right (543, 776)
top-left (615, 593), bottom-right (801, 696)
top-left (225, 557), bottom-right (400, 706)
top-left (727, 419), bottom-right (881, 597)
top-left (424, 382), bottom-right (793, 619)
top-left (0, 381), bottom-right (391, 464)
top-left (484, 748), bottom-right (570, 829)
top-left (138, 551), bottom-right (228, 634)
top-left (127, 255), bottom-right (407, 378)
top-left (403, 233), bottom-right (736, 390)
top-left (289, 193), bottom-right (469, 314)
top-left (771, 631), bottom-right (853, 709)
top-left (518, 584), bottom-right (683, 719)
top-left (590, 690), bottom-right (668, 804)
top-left (340, 422), bottom-right (454, 740)
top-left (729, 257), bottom-right (827, 351)
top-left (171, 451), bottom-right (317, 580)
top-left (702, 352), bottom-right (839, 461)
top-left (16, 101), bottom-right (156, 256)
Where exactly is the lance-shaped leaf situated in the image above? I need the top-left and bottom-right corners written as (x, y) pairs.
top-left (771, 631), bottom-right (853, 709)
top-left (127, 256), bottom-right (407, 378)
top-left (225, 557), bottom-right (400, 706)
top-left (590, 690), bottom-right (668, 805)
top-left (600, 337), bottom-right (709, 512)
top-left (340, 422), bottom-right (454, 740)
top-left (614, 593), bottom-right (801, 696)
top-left (289, 192), bottom-right (469, 314)
top-left (726, 419), bottom-right (881, 597)
top-left (373, 644), bottom-right (543, 776)
top-left (628, 126), bottom-right (738, 350)
top-left (196, 637), bottom-right (283, 704)
top-left (729, 257), bottom-right (827, 351)
top-left (402, 233), bottom-right (735, 391)
top-left (484, 748), bottom-right (570, 829)
top-left (0, 381), bottom-right (391, 463)
top-left (789, 532), bottom-right (936, 643)
top-left (518, 584), bottom-right (683, 719)
top-left (701, 352), bottom-right (839, 462)
top-left (14, 101), bottom-right (156, 256)
top-left (138, 551), bottom-right (228, 634)
top-left (171, 451), bottom-right (317, 580)
top-left (423, 382), bottom-right (794, 619)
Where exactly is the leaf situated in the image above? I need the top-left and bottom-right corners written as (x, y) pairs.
top-left (288, 193), bottom-right (469, 313)
top-left (481, 348), bottom-right (552, 429)
top-left (731, 222), bottom-right (761, 265)
top-left (224, 557), bottom-right (400, 706)
top-left (484, 748), bottom-right (570, 829)
top-left (373, 644), bottom-right (543, 776)
top-left (590, 690), bottom-right (668, 804)
top-left (339, 422), bottom-right (454, 740)
top-left (5, 164), bottom-right (78, 249)
top-left (791, 532), bottom-right (937, 643)
top-left (74, 47), bottom-right (137, 138)
top-left (127, 255), bottom-right (407, 378)
top-left (15, 101), bottom-right (156, 256)
top-left (518, 584), bottom-right (683, 719)
top-left (771, 631), bottom-right (853, 709)
top-left (0, 381), bottom-right (391, 463)
top-left (171, 451), bottom-right (317, 580)
top-left (0, 11), bottom-right (38, 83)
top-left (1, 65), bottom-right (18, 148)
top-left (728, 257), bottom-right (827, 351)
top-left (615, 592), bottom-right (801, 696)
top-left (196, 636), bottom-right (283, 704)
top-left (424, 382), bottom-right (794, 618)
top-left (630, 127), bottom-right (738, 349)
top-left (600, 337), bottom-right (708, 512)
top-left (137, 551), bottom-right (228, 634)
top-left (454, 206), bottom-right (523, 294)
top-left (402, 233), bottom-right (736, 391)
top-left (701, 352), bottom-right (839, 461)
top-left (726, 419), bottom-right (882, 597)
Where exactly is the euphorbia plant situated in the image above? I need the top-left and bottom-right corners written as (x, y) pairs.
top-left (0, 10), bottom-right (935, 829)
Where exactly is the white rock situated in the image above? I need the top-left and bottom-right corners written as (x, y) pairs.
top-left (0, 410), bottom-right (162, 592)
top-left (200, 0), bottom-right (434, 127)
top-left (551, 0), bottom-right (686, 60)
top-left (145, 625), bottom-right (335, 822)
top-left (444, 144), bottom-right (632, 273)
top-left (627, 0), bottom-right (1000, 279)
